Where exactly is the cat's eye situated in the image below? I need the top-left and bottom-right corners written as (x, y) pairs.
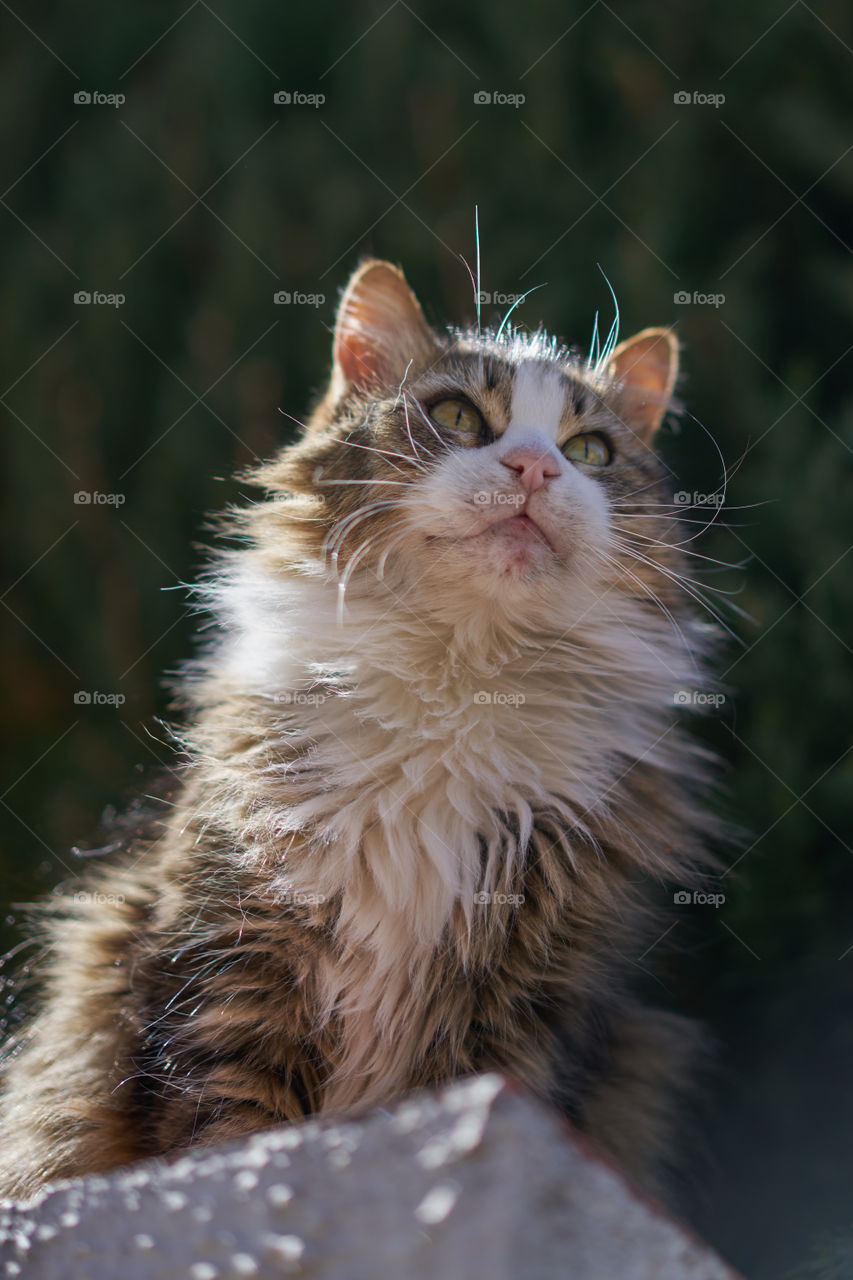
top-left (429, 398), bottom-right (485, 439)
top-left (562, 433), bottom-right (611, 467)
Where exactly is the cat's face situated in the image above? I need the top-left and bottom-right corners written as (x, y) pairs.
top-left (261, 261), bottom-right (683, 626)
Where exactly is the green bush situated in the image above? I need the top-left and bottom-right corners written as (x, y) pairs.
top-left (1, 5), bottom-right (851, 1275)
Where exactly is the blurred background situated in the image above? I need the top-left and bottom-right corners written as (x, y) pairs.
top-left (1, 2), bottom-right (851, 1275)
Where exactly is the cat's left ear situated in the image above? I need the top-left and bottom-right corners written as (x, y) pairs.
top-left (332, 260), bottom-right (434, 397)
top-left (605, 328), bottom-right (679, 443)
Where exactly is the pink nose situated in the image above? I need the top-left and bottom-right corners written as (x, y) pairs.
top-left (499, 445), bottom-right (561, 494)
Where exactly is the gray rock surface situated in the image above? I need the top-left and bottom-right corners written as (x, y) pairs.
top-left (0, 1074), bottom-right (739, 1279)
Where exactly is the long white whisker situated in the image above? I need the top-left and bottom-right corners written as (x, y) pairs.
top-left (402, 393), bottom-right (434, 463)
top-left (406, 394), bottom-right (449, 451)
top-left (612, 526), bottom-right (749, 572)
top-left (316, 477), bottom-right (414, 487)
top-left (495, 283), bottom-right (547, 343)
top-left (608, 538), bottom-right (747, 640)
top-left (595, 544), bottom-right (695, 658)
top-left (336, 437), bottom-right (424, 475)
top-left (392, 359), bottom-right (414, 413)
top-left (610, 536), bottom-right (745, 601)
top-left (277, 408), bottom-right (310, 431)
top-left (376, 524), bottom-right (416, 579)
top-left (339, 517), bottom-right (412, 591)
top-left (594, 265), bottom-right (620, 370)
top-left (323, 500), bottom-right (398, 558)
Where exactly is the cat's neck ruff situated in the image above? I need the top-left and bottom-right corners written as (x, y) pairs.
top-left (216, 554), bottom-right (699, 730)
top-left (196, 558), bottom-right (706, 951)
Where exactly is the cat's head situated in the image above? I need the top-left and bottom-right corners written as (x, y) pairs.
top-left (255, 260), bottom-right (684, 633)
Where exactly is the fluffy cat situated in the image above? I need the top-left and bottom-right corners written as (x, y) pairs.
top-left (0, 260), bottom-right (720, 1202)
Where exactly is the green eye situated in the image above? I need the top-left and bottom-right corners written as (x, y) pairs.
top-left (562, 433), bottom-right (611, 467)
top-left (429, 397), bottom-right (485, 438)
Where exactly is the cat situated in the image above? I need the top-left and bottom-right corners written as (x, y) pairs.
top-left (0, 259), bottom-right (721, 1203)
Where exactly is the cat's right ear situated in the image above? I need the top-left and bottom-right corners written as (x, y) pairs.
top-left (604, 328), bottom-right (679, 444)
top-left (331, 260), bottom-right (434, 397)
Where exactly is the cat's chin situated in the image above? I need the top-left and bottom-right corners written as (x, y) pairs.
top-left (425, 512), bottom-right (558, 581)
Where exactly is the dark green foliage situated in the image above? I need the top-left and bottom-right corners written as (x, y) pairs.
top-left (0, 3), bottom-right (851, 1275)
top-left (789, 1229), bottom-right (853, 1280)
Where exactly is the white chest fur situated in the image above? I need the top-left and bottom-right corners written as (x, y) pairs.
top-left (212, 567), bottom-right (694, 948)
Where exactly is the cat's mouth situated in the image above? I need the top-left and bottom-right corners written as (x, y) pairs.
top-left (423, 506), bottom-right (556, 559)
top-left (475, 510), bottom-right (555, 552)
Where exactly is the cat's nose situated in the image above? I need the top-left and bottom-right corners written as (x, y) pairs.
top-left (499, 444), bottom-right (561, 494)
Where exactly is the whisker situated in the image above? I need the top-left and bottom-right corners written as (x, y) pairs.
top-left (402, 393), bottom-right (434, 464)
top-left (338, 518), bottom-right (412, 594)
top-left (336, 436), bottom-right (423, 474)
top-left (495, 283), bottom-right (547, 343)
top-left (277, 408), bottom-right (310, 431)
top-left (610, 499), bottom-right (773, 513)
top-left (608, 537), bottom-right (747, 641)
top-left (610, 537), bottom-right (746, 601)
top-left (315, 477), bottom-right (414, 488)
top-left (612, 526), bottom-right (749, 572)
top-left (593, 265), bottom-right (620, 370)
top-left (595, 544), bottom-right (695, 658)
top-left (323, 500), bottom-right (398, 560)
top-left (406, 394), bottom-right (449, 451)
top-left (392, 359), bottom-right (414, 413)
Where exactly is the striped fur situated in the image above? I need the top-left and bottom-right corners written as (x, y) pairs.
top-left (0, 261), bottom-right (721, 1202)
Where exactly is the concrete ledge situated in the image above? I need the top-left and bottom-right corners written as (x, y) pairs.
top-left (0, 1075), bottom-right (739, 1279)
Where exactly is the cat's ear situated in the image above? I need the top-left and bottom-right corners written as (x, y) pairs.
top-left (332, 260), bottom-right (434, 396)
top-left (605, 328), bottom-right (679, 443)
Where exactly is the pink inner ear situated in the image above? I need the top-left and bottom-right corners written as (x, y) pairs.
top-left (332, 261), bottom-right (431, 394)
top-left (336, 330), bottom-right (384, 389)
